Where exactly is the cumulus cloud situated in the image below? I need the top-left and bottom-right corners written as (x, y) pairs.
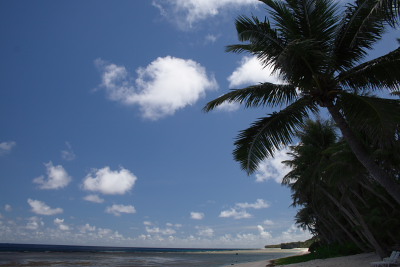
top-left (228, 56), bottom-right (282, 88)
top-left (236, 199), bottom-right (270, 209)
top-left (82, 166), bottom-right (137, 195)
top-left (190, 212), bottom-right (205, 220)
top-left (280, 224), bottom-right (312, 243)
top-left (205, 34), bottom-right (218, 43)
top-left (0, 141), bottom-right (16, 155)
top-left (219, 208), bottom-right (252, 219)
top-left (263, 219), bottom-right (274, 226)
top-left (26, 216), bottom-right (44, 230)
top-left (196, 226), bottom-right (214, 237)
top-left (152, 0), bottom-right (257, 29)
top-left (33, 162), bottom-right (72, 190)
top-left (166, 223), bottom-right (182, 228)
top-left (79, 223), bottom-right (96, 233)
top-left (145, 225), bottom-right (176, 235)
top-left (215, 101), bottom-right (240, 112)
top-left (83, 194), bottom-right (104, 203)
top-left (95, 57), bottom-right (218, 120)
top-left (255, 147), bottom-right (292, 183)
top-left (105, 204), bottom-right (136, 216)
top-left (54, 218), bottom-right (70, 231)
top-left (4, 204), bottom-right (12, 212)
top-left (220, 199), bottom-right (270, 220)
top-left (61, 142), bottom-right (76, 161)
top-left (27, 199), bottom-right (63, 215)
top-left (257, 225), bottom-right (272, 239)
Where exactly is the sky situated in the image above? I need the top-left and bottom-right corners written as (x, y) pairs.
top-left (0, 0), bottom-right (397, 249)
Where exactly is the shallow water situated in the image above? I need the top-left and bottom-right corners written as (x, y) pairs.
top-left (0, 244), bottom-right (304, 266)
top-left (0, 250), bottom-right (303, 267)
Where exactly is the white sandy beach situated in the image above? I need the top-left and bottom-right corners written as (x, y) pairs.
top-left (228, 252), bottom-right (380, 267)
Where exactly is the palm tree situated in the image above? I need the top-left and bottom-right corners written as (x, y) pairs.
top-left (283, 120), bottom-right (400, 257)
top-left (204, 0), bottom-right (400, 203)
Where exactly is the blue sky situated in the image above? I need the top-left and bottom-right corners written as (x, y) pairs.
top-left (0, 0), bottom-right (396, 248)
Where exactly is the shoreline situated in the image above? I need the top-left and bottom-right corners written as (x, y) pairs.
top-left (224, 248), bottom-right (309, 267)
top-left (227, 252), bottom-right (380, 267)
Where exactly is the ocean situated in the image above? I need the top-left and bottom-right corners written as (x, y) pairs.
top-left (0, 243), bottom-right (304, 266)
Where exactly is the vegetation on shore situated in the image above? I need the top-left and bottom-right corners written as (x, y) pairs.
top-left (265, 239), bottom-right (314, 249)
top-left (204, 0), bottom-right (400, 259)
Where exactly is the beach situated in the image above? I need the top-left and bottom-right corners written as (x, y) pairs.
top-left (229, 252), bottom-right (380, 267)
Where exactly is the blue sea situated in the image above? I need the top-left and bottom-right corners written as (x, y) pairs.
top-left (0, 243), bottom-right (303, 266)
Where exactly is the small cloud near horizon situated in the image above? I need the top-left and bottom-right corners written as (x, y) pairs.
top-left (190, 212), bottom-right (205, 220)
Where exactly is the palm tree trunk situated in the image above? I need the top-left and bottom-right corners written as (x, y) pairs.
top-left (345, 197), bottom-right (387, 258)
top-left (326, 212), bottom-right (369, 251)
top-left (326, 103), bottom-right (400, 205)
top-left (358, 180), bottom-right (396, 210)
top-left (319, 186), bottom-right (385, 256)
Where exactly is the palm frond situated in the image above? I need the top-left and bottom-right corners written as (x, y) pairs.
top-left (333, 0), bottom-right (387, 71)
top-left (260, 0), bottom-right (338, 77)
top-left (203, 83), bottom-right (298, 112)
top-left (391, 91), bottom-right (400, 97)
top-left (225, 15), bottom-right (284, 67)
top-left (233, 97), bottom-right (318, 174)
top-left (338, 47), bottom-right (400, 92)
top-left (337, 92), bottom-right (400, 148)
top-left (375, 0), bottom-right (400, 26)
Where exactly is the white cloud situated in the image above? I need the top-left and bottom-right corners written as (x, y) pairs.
top-left (152, 0), bottom-right (257, 29)
top-left (105, 204), bottom-right (136, 216)
top-left (219, 208), bottom-right (252, 219)
top-left (257, 225), bottom-right (272, 239)
top-left (82, 166), bottom-right (137, 195)
top-left (190, 212), bottom-right (204, 220)
top-left (83, 194), bottom-right (104, 203)
top-left (95, 57), bottom-right (218, 120)
top-left (205, 34), bottom-right (218, 43)
top-left (255, 147), bottom-right (292, 183)
top-left (61, 142), bottom-right (76, 161)
top-left (0, 141), bottom-right (16, 155)
top-left (4, 204), bottom-right (12, 212)
top-left (27, 199), bottom-right (63, 215)
top-left (228, 56), bottom-right (282, 88)
top-left (196, 226), bottom-right (214, 237)
top-left (145, 226), bottom-right (176, 235)
top-left (215, 101), bottom-right (240, 112)
top-left (263, 219), bottom-right (274, 226)
top-left (166, 223), bottom-right (182, 228)
top-left (236, 199), bottom-right (270, 209)
top-left (26, 216), bottom-right (44, 230)
top-left (79, 223), bottom-right (96, 233)
top-left (280, 224), bottom-right (312, 243)
top-left (54, 218), bottom-right (70, 231)
top-left (219, 199), bottom-right (269, 220)
top-left (33, 162), bottom-right (72, 190)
